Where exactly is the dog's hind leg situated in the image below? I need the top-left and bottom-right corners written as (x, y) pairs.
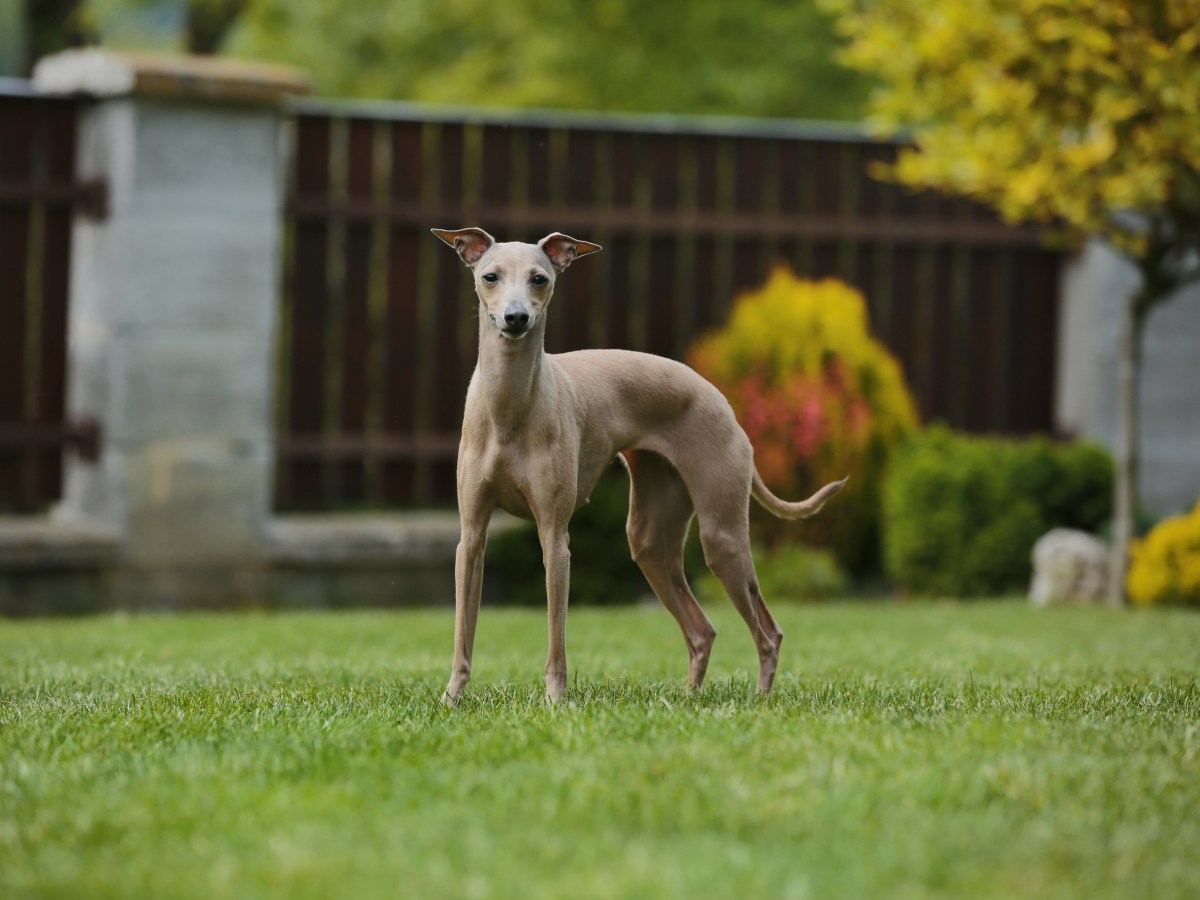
top-left (694, 484), bottom-right (781, 694)
top-left (625, 451), bottom-right (717, 690)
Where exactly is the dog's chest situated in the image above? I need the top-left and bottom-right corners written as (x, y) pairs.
top-left (494, 484), bottom-right (535, 520)
top-left (479, 443), bottom-right (537, 520)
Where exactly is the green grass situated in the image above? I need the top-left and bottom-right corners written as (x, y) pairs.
top-left (2, 602), bottom-right (1198, 899)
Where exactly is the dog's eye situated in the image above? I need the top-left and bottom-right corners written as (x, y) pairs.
top-left (531, 274), bottom-right (548, 286)
top-left (482, 273), bottom-right (498, 283)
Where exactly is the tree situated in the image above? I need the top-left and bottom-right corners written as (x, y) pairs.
top-left (823, 0), bottom-right (1200, 602)
top-left (55, 0), bottom-right (871, 118)
top-left (22, 0), bottom-right (95, 73)
top-left (19, 1), bottom-right (250, 71)
top-left (184, 0), bottom-right (250, 54)
top-left (228, 0), bottom-right (871, 120)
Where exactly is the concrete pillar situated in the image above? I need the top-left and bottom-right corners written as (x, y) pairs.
top-left (1057, 240), bottom-right (1200, 517)
top-left (34, 50), bottom-right (308, 605)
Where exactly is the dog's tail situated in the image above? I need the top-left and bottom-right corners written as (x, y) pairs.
top-left (751, 471), bottom-right (849, 521)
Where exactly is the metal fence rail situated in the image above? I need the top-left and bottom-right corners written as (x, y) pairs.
top-left (276, 100), bottom-right (1062, 511)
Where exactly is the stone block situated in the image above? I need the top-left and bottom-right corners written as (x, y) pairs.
top-left (34, 49), bottom-right (309, 105)
top-left (58, 450), bottom-right (129, 533)
top-left (122, 443), bottom-right (273, 564)
top-left (0, 570), bottom-right (115, 616)
top-left (269, 566), bottom-right (454, 609)
top-left (1029, 528), bottom-right (1110, 606)
top-left (0, 517), bottom-right (120, 570)
top-left (105, 565), bottom-right (269, 611)
top-left (117, 210), bottom-right (279, 332)
top-left (131, 101), bottom-right (282, 209)
top-left (106, 334), bottom-right (274, 444)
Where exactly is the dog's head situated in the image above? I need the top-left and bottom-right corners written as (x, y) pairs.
top-left (431, 228), bottom-right (602, 341)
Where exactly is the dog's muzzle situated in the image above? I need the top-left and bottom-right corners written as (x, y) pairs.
top-left (499, 304), bottom-right (533, 339)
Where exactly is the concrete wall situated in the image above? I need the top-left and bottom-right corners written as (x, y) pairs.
top-left (61, 96), bottom-right (283, 566)
top-left (1058, 241), bottom-right (1200, 517)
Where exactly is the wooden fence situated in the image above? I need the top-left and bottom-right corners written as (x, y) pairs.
top-left (0, 83), bottom-right (101, 514)
top-left (277, 101), bottom-right (1063, 511)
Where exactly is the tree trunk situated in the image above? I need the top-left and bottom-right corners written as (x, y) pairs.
top-left (186, 0), bottom-right (249, 55)
top-left (1106, 290), bottom-right (1143, 604)
top-left (22, 0), bottom-right (93, 74)
top-left (1106, 272), bottom-right (1171, 605)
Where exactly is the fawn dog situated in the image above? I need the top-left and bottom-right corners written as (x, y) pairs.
top-left (432, 227), bottom-right (846, 703)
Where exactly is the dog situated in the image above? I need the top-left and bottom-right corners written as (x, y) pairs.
top-left (432, 227), bottom-right (846, 703)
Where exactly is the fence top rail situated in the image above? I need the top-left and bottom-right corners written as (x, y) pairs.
top-left (287, 95), bottom-right (905, 145)
top-left (2, 79), bottom-right (902, 145)
top-left (0, 78), bottom-right (45, 98)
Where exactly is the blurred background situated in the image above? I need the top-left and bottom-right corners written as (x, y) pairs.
top-left (3, 0), bottom-right (872, 118)
top-left (1, 0), bottom-right (1197, 613)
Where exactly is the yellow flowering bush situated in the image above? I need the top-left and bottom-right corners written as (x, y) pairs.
top-left (688, 269), bottom-right (918, 573)
top-left (1127, 502), bottom-right (1200, 608)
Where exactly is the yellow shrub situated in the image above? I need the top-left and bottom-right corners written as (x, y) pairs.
top-left (688, 268), bottom-right (918, 572)
top-left (1127, 501), bottom-right (1200, 607)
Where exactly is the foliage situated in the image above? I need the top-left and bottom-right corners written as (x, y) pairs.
top-left (823, 0), bottom-right (1200, 262)
top-left (883, 426), bottom-right (1113, 597)
top-left (695, 542), bottom-right (850, 606)
top-left (3, 606), bottom-right (1200, 899)
top-left (20, 0), bottom-right (94, 74)
top-left (1128, 500), bottom-right (1200, 607)
top-left (67, 0), bottom-right (871, 119)
top-left (232, 0), bottom-right (871, 118)
top-left (184, 0), bottom-right (250, 53)
top-left (689, 269), bottom-right (919, 573)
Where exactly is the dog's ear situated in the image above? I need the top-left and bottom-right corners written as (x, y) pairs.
top-left (538, 233), bottom-right (602, 272)
top-left (431, 227), bottom-right (495, 267)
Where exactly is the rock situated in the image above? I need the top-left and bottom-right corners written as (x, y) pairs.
top-left (1029, 528), bottom-right (1110, 606)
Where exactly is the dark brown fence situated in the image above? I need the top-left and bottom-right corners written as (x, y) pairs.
top-left (0, 83), bottom-right (101, 514)
top-left (277, 100), bottom-right (1062, 511)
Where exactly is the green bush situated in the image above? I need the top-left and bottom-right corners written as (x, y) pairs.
top-left (882, 427), bottom-right (1113, 597)
top-left (485, 463), bottom-right (673, 606)
top-left (695, 543), bottom-right (850, 605)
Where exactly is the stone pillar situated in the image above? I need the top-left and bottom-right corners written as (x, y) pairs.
top-left (34, 51), bottom-right (308, 606)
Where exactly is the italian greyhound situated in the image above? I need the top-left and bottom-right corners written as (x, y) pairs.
top-left (432, 227), bottom-right (847, 703)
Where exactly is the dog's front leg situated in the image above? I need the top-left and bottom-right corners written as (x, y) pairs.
top-left (444, 497), bottom-right (493, 705)
top-left (537, 517), bottom-right (571, 703)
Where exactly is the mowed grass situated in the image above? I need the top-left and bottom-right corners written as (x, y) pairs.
top-left (1, 602), bottom-right (1198, 900)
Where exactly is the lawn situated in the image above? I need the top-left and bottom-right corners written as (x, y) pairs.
top-left (1, 602), bottom-right (1197, 899)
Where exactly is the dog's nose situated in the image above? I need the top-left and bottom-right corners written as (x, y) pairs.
top-left (503, 306), bottom-right (531, 329)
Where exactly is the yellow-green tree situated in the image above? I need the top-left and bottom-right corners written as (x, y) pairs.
top-left (824, 0), bottom-right (1200, 602)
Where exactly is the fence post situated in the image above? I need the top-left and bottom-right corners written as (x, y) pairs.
top-left (34, 50), bottom-right (308, 606)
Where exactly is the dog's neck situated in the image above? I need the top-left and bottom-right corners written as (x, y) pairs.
top-left (474, 302), bottom-right (550, 430)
